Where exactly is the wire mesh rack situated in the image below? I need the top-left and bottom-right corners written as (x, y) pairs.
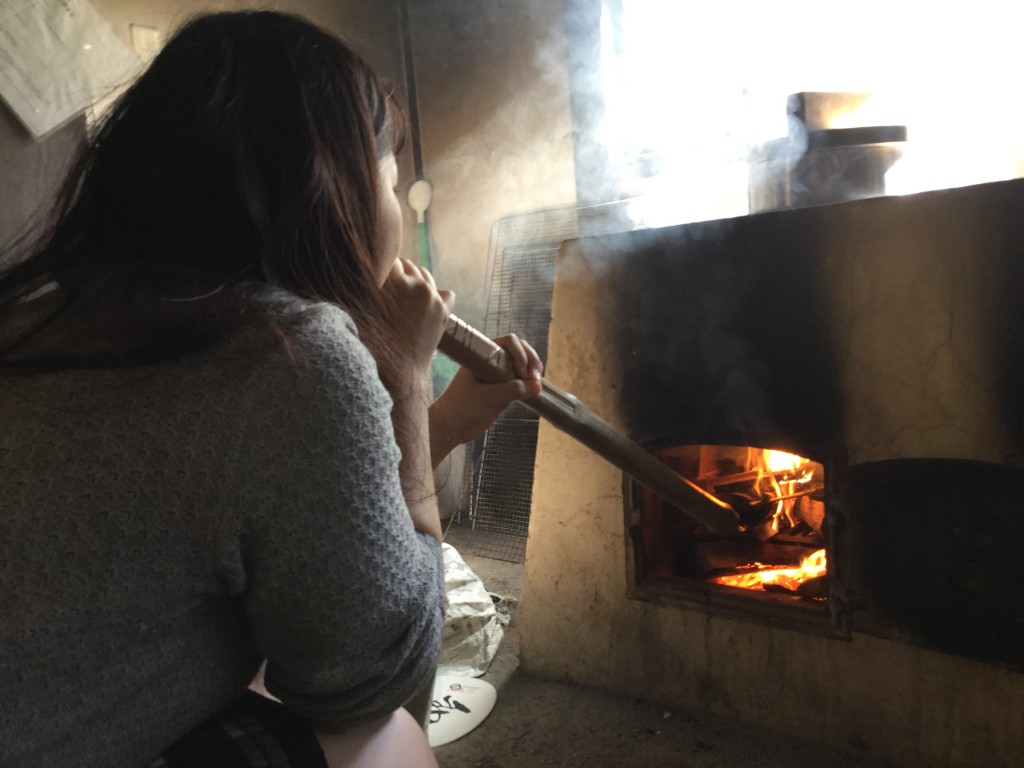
top-left (444, 201), bottom-right (635, 562)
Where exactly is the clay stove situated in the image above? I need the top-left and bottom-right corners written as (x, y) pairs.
top-left (520, 178), bottom-right (1024, 768)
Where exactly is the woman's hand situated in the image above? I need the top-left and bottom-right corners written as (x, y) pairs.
top-left (428, 334), bottom-right (543, 467)
top-left (381, 259), bottom-right (455, 380)
top-left (380, 259), bottom-right (453, 542)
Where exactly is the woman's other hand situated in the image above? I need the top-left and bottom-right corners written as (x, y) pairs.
top-left (428, 334), bottom-right (543, 467)
top-left (381, 259), bottom-right (454, 381)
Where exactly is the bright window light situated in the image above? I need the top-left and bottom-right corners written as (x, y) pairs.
top-left (599, 0), bottom-right (1024, 226)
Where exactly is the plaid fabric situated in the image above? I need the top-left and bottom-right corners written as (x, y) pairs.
top-left (147, 693), bottom-right (327, 768)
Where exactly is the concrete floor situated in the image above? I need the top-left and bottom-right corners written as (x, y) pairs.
top-left (433, 552), bottom-right (895, 768)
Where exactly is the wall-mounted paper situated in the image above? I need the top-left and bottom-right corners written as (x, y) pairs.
top-left (0, 0), bottom-right (139, 139)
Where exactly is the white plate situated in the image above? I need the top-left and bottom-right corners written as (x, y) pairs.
top-left (426, 674), bottom-right (497, 747)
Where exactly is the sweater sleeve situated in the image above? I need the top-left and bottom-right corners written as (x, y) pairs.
top-left (219, 302), bottom-right (444, 728)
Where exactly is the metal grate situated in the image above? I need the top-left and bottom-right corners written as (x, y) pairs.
top-left (445, 201), bottom-right (635, 562)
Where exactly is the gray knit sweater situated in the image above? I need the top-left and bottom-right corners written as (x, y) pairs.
top-left (0, 287), bottom-right (445, 767)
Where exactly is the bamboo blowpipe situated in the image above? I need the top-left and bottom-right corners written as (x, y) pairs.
top-left (437, 315), bottom-right (740, 536)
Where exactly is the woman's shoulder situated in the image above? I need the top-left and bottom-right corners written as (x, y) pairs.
top-left (228, 284), bottom-right (388, 408)
top-left (235, 284), bottom-right (362, 365)
top-left (239, 283), bottom-right (358, 338)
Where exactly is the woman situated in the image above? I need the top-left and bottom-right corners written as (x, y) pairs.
top-left (0, 10), bottom-right (541, 768)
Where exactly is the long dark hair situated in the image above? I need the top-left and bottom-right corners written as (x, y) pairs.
top-left (0, 10), bottom-right (407, 387)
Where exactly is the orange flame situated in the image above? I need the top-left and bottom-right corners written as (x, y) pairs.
top-left (752, 448), bottom-right (817, 536)
top-left (764, 449), bottom-right (806, 475)
top-left (759, 449), bottom-right (814, 486)
top-left (711, 548), bottom-right (827, 593)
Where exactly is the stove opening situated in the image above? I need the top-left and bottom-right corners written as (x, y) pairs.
top-left (634, 445), bottom-right (829, 603)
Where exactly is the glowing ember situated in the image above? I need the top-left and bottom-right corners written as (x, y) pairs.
top-left (711, 548), bottom-right (827, 593)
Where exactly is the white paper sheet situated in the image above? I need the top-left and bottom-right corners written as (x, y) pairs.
top-left (0, 0), bottom-right (139, 139)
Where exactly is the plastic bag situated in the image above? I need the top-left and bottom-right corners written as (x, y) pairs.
top-left (437, 543), bottom-right (507, 677)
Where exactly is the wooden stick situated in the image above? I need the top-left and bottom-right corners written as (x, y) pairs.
top-left (438, 315), bottom-right (740, 536)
